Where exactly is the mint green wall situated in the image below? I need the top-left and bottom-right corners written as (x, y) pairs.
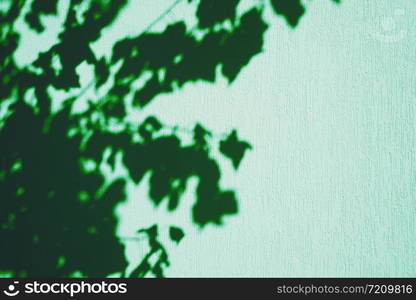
top-left (115, 0), bottom-right (416, 277)
top-left (12, 0), bottom-right (416, 277)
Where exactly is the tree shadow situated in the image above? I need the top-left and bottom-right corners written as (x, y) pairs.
top-left (0, 0), bottom-right (340, 277)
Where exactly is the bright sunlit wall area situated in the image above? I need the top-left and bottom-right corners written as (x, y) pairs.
top-left (8, 0), bottom-right (416, 277)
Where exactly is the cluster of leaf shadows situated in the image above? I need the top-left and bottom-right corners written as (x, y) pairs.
top-left (0, 0), bottom-right (339, 277)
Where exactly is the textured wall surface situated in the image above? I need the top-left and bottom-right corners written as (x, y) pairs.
top-left (9, 0), bottom-right (415, 277)
top-left (117, 0), bottom-right (416, 277)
